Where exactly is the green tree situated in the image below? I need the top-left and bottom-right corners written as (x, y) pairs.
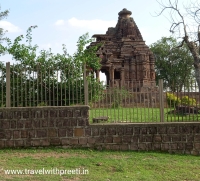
top-left (156, 0), bottom-right (200, 92)
top-left (150, 37), bottom-right (194, 92)
top-left (0, 5), bottom-right (9, 54)
top-left (1, 26), bottom-right (102, 106)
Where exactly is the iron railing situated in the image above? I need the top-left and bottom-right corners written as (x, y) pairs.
top-left (1, 62), bottom-right (200, 123)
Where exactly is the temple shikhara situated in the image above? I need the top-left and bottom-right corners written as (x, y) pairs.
top-left (89, 8), bottom-right (156, 92)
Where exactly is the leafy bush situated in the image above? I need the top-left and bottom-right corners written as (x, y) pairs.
top-left (37, 102), bottom-right (48, 106)
top-left (166, 93), bottom-right (180, 107)
top-left (180, 96), bottom-right (196, 106)
top-left (167, 93), bottom-right (197, 107)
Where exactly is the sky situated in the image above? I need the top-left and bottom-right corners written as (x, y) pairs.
top-left (0, 0), bottom-right (174, 56)
top-left (0, 0), bottom-right (179, 82)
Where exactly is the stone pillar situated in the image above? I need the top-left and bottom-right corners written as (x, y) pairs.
top-left (109, 65), bottom-right (114, 87)
top-left (150, 62), bottom-right (155, 81)
top-left (130, 61), bottom-right (136, 89)
top-left (130, 61), bottom-right (136, 80)
top-left (120, 67), bottom-right (125, 87)
top-left (142, 62), bottom-right (147, 80)
top-left (96, 70), bottom-right (100, 81)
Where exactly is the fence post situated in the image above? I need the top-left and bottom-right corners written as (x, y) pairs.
top-left (83, 63), bottom-right (88, 105)
top-left (159, 79), bottom-right (164, 122)
top-left (6, 62), bottom-right (11, 107)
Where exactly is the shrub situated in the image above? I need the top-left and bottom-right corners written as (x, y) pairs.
top-left (166, 93), bottom-right (180, 107)
top-left (180, 96), bottom-right (196, 106)
top-left (37, 102), bottom-right (48, 106)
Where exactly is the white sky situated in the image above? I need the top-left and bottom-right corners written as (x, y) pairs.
top-left (0, 0), bottom-right (181, 81)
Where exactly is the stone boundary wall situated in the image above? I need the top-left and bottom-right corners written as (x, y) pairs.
top-left (0, 106), bottom-right (200, 155)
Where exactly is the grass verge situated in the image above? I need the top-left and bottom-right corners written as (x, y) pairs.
top-left (90, 108), bottom-right (200, 123)
top-left (0, 148), bottom-right (200, 181)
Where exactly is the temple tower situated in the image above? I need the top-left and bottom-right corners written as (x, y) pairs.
top-left (89, 8), bottom-right (156, 92)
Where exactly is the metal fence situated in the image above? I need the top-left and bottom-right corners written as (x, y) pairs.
top-left (0, 62), bottom-right (88, 107)
top-left (1, 62), bottom-right (200, 123)
top-left (89, 79), bottom-right (200, 123)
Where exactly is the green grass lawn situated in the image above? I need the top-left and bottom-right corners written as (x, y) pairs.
top-left (0, 148), bottom-right (200, 181)
top-left (90, 107), bottom-right (200, 123)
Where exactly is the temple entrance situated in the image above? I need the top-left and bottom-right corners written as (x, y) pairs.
top-left (114, 70), bottom-right (120, 79)
top-left (99, 71), bottom-right (106, 85)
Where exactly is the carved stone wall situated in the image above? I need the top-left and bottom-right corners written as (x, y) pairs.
top-left (89, 8), bottom-right (156, 92)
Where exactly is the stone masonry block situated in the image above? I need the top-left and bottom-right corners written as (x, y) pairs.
top-left (61, 138), bottom-right (70, 145)
top-left (21, 130), bottom-right (27, 138)
top-left (153, 143), bottom-right (161, 150)
top-left (92, 128), bottom-right (99, 136)
top-left (79, 137), bottom-right (87, 144)
top-left (70, 119), bottom-right (77, 127)
top-left (50, 110), bottom-right (57, 117)
top-left (1, 120), bottom-right (10, 129)
top-left (14, 111), bottom-right (21, 119)
top-left (25, 121), bottom-right (32, 128)
top-left (113, 136), bottom-right (122, 143)
top-left (44, 110), bottom-right (49, 118)
top-left (85, 128), bottom-right (91, 136)
top-left (107, 127), bottom-right (116, 135)
top-left (5, 140), bottom-right (14, 147)
top-left (48, 128), bottom-right (57, 137)
top-left (138, 143), bottom-right (146, 150)
top-left (77, 119), bottom-right (86, 126)
top-left (88, 137), bottom-right (95, 144)
top-left (37, 130), bottom-right (47, 138)
top-left (59, 110), bottom-right (66, 117)
top-left (167, 127), bottom-right (178, 134)
top-left (140, 127), bottom-right (147, 134)
top-left (0, 140), bottom-right (4, 148)
top-left (31, 140), bottom-right (41, 146)
top-left (171, 135), bottom-right (181, 142)
top-left (17, 120), bottom-right (24, 128)
top-left (10, 120), bottom-right (16, 128)
top-left (74, 128), bottom-right (84, 137)
top-left (123, 135), bottom-right (132, 143)
top-left (179, 126), bottom-right (193, 134)
top-left (104, 136), bottom-right (113, 143)
top-left (148, 127), bottom-right (157, 134)
top-left (120, 144), bottom-right (129, 151)
top-left (153, 135), bottom-right (162, 142)
top-left (69, 138), bottom-right (78, 145)
top-left (22, 111), bottom-right (29, 119)
top-left (15, 140), bottom-right (24, 147)
top-left (124, 127), bottom-right (133, 135)
top-left (157, 127), bottom-right (166, 134)
top-left (130, 143), bottom-right (138, 150)
top-left (95, 136), bottom-right (104, 143)
top-left (74, 110), bottom-right (81, 117)
top-left (116, 127), bottom-right (124, 135)
top-left (66, 128), bottom-right (73, 137)
top-left (41, 120), bottom-right (48, 127)
top-left (99, 127), bottom-right (106, 135)
top-left (13, 130), bottom-right (21, 139)
top-left (63, 119), bottom-right (71, 127)
top-left (41, 139), bottom-right (50, 146)
top-left (56, 119), bottom-right (63, 127)
top-left (58, 129), bottom-right (66, 137)
top-left (50, 138), bottom-right (61, 145)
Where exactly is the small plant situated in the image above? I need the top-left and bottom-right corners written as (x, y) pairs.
top-left (37, 102), bottom-right (48, 106)
top-left (166, 93), bottom-right (180, 107)
top-left (180, 96), bottom-right (196, 106)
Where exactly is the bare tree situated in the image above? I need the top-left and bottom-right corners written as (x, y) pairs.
top-left (155, 0), bottom-right (200, 91)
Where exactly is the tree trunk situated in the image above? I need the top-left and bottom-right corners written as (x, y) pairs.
top-left (184, 36), bottom-right (200, 92)
top-left (194, 66), bottom-right (200, 92)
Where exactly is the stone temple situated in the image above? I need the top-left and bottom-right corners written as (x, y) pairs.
top-left (89, 8), bottom-right (156, 92)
